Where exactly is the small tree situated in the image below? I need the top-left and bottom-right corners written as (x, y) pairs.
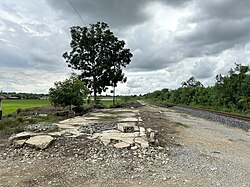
top-left (63, 22), bottom-right (133, 105)
top-left (49, 76), bottom-right (88, 110)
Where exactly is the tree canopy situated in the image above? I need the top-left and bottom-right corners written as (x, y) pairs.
top-left (63, 22), bottom-right (133, 105)
top-left (49, 76), bottom-right (88, 110)
top-left (144, 64), bottom-right (250, 114)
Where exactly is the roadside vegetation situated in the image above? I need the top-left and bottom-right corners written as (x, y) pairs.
top-left (144, 64), bottom-right (250, 116)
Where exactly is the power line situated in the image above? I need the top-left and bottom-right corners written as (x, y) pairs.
top-left (67, 0), bottom-right (87, 26)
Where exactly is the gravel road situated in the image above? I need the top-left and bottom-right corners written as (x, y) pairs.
top-left (0, 103), bottom-right (249, 186)
top-left (160, 106), bottom-right (250, 187)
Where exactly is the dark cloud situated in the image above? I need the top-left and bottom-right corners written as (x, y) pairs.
top-left (47, 0), bottom-right (149, 28)
top-left (172, 0), bottom-right (250, 61)
top-left (47, 0), bottom-right (192, 28)
top-left (196, 0), bottom-right (250, 21)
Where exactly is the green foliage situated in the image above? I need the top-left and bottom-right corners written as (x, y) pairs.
top-left (49, 76), bottom-right (88, 109)
top-left (144, 64), bottom-right (250, 115)
top-left (63, 22), bottom-right (133, 105)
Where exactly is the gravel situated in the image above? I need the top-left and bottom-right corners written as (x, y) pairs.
top-left (173, 106), bottom-right (250, 131)
top-left (0, 136), bottom-right (172, 186)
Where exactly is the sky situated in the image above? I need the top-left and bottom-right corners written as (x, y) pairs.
top-left (0, 0), bottom-right (250, 95)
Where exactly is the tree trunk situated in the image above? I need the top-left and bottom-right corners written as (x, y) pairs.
top-left (94, 88), bottom-right (97, 106)
top-left (113, 85), bottom-right (115, 105)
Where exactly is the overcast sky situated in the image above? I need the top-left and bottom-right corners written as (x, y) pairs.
top-left (0, 0), bottom-right (250, 95)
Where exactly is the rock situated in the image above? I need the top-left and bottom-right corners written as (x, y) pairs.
top-left (8, 132), bottom-right (36, 142)
top-left (117, 123), bottom-right (135, 133)
top-left (131, 145), bottom-right (138, 150)
top-left (47, 131), bottom-right (64, 137)
top-left (149, 132), bottom-right (155, 143)
top-left (114, 142), bottom-right (131, 149)
top-left (25, 135), bottom-right (54, 149)
top-left (13, 139), bottom-right (27, 147)
top-left (139, 127), bottom-right (146, 137)
top-left (118, 117), bottom-right (139, 122)
top-left (147, 128), bottom-right (152, 133)
top-left (134, 137), bottom-right (149, 148)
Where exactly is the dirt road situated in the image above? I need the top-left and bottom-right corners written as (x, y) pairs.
top-left (0, 103), bottom-right (249, 186)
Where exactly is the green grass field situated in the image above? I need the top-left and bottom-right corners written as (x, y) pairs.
top-left (2, 100), bottom-right (50, 115)
top-left (1, 99), bottom-right (125, 116)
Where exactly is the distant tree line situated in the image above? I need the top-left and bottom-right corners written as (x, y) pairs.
top-left (144, 64), bottom-right (250, 114)
top-left (0, 92), bottom-right (48, 100)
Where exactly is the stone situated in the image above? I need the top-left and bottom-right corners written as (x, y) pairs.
top-left (8, 132), bottom-right (36, 142)
top-left (114, 142), bottom-right (131, 149)
top-left (117, 123), bottom-right (135, 133)
top-left (13, 139), bottom-right (27, 147)
top-left (94, 130), bottom-right (139, 146)
top-left (134, 137), bottom-right (149, 148)
top-left (149, 132), bottom-right (155, 143)
top-left (139, 127), bottom-right (146, 137)
top-left (147, 128), bottom-right (152, 133)
top-left (47, 131), bottom-right (64, 137)
top-left (25, 135), bottom-right (54, 149)
top-left (131, 145), bottom-right (138, 150)
top-left (118, 117), bottom-right (139, 122)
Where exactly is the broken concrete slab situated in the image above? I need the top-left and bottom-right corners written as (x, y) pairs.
top-left (114, 142), bottom-right (131, 149)
top-left (118, 117), bottom-right (140, 122)
top-left (134, 137), bottom-right (149, 148)
top-left (117, 123), bottom-right (135, 133)
top-left (59, 116), bottom-right (96, 126)
top-left (99, 136), bottom-right (111, 146)
top-left (8, 132), bottom-right (36, 142)
top-left (25, 135), bottom-right (54, 149)
top-left (139, 127), bottom-right (146, 137)
top-left (116, 113), bottom-right (137, 117)
top-left (47, 131), bottom-right (65, 137)
top-left (95, 130), bottom-right (139, 145)
top-left (91, 112), bottom-right (115, 118)
top-left (13, 139), bottom-right (27, 147)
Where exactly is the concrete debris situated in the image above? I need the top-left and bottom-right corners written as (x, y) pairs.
top-left (114, 142), bottom-right (131, 149)
top-left (149, 132), bottom-right (155, 143)
top-left (13, 139), bottom-right (27, 147)
top-left (118, 117), bottom-right (140, 122)
top-left (134, 137), bottom-right (149, 148)
top-left (25, 135), bottom-right (54, 149)
top-left (9, 132), bottom-right (36, 142)
top-left (8, 107), bottom-right (158, 150)
top-left (139, 127), bottom-right (146, 137)
top-left (117, 123), bottom-right (135, 133)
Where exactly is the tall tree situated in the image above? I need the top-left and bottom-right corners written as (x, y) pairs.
top-left (63, 22), bottom-right (133, 105)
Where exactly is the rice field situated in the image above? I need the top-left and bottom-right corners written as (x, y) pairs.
top-left (2, 100), bottom-right (50, 115)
